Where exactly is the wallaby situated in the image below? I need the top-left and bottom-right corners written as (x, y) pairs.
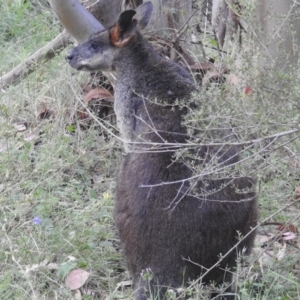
top-left (67, 2), bottom-right (258, 299)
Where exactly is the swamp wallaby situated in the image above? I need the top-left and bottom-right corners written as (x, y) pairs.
top-left (67, 2), bottom-right (258, 299)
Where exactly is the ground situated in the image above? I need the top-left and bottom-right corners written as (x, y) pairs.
top-left (0, 1), bottom-right (300, 299)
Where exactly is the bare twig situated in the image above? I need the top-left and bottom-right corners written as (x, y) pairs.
top-left (127, 127), bottom-right (300, 151)
top-left (170, 7), bottom-right (199, 61)
top-left (70, 84), bottom-right (123, 143)
top-left (140, 131), bottom-right (297, 187)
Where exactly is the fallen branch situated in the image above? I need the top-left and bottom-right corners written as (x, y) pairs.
top-left (0, 30), bottom-right (71, 90)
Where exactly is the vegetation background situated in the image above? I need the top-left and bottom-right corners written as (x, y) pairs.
top-left (0, 0), bottom-right (300, 299)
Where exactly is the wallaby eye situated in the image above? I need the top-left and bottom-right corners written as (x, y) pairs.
top-left (91, 43), bottom-right (99, 50)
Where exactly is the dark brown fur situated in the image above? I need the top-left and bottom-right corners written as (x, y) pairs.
top-left (67, 3), bottom-right (258, 299)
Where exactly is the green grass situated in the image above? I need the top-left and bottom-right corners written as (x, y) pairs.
top-left (0, 2), bottom-right (125, 299)
top-left (1, 1), bottom-right (300, 299)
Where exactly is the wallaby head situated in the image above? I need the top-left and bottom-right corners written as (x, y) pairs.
top-left (67, 2), bottom-right (153, 72)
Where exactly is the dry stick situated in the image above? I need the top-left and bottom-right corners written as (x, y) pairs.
top-left (0, 31), bottom-right (71, 90)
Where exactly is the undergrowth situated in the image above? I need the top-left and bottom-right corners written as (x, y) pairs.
top-left (0, 1), bottom-right (300, 299)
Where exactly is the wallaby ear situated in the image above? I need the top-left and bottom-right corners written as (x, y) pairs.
top-left (110, 10), bottom-right (138, 47)
top-left (134, 2), bottom-right (153, 31)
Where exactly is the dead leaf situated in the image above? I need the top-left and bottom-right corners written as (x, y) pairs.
top-left (77, 110), bottom-right (90, 121)
top-left (65, 269), bottom-right (90, 290)
top-left (281, 232), bottom-right (297, 241)
top-left (118, 280), bottom-right (132, 287)
top-left (39, 109), bottom-right (52, 120)
top-left (20, 259), bottom-right (58, 275)
top-left (37, 100), bottom-right (53, 120)
top-left (114, 280), bottom-right (132, 293)
top-left (80, 83), bottom-right (93, 94)
top-left (74, 289), bottom-right (82, 300)
top-left (13, 122), bottom-right (27, 132)
top-left (277, 224), bottom-right (298, 233)
top-left (84, 88), bottom-right (114, 103)
top-left (294, 187), bottom-right (300, 199)
top-left (23, 127), bottom-right (40, 142)
top-left (189, 62), bottom-right (214, 73)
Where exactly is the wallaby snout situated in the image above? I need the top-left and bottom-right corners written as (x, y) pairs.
top-left (66, 51), bottom-right (73, 62)
top-left (66, 49), bottom-right (77, 69)
top-left (66, 47), bottom-right (87, 71)
top-left (66, 36), bottom-right (114, 72)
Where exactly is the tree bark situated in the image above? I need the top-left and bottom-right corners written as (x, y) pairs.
top-left (255, 0), bottom-right (300, 68)
top-left (148, 0), bottom-right (192, 35)
top-left (48, 0), bottom-right (105, 43)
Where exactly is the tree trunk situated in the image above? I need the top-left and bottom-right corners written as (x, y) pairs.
top-left (49, 0), bottom-right (193, 41)
top-left (148, 0), bottom-right (192, 35)
top-left (48, 0), bottom-right (104, 43)
top-left (255, 0), bottom-right (300, 68)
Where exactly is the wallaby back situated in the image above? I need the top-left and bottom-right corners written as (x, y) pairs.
top-left (67, 2), bottom-right (257, 299)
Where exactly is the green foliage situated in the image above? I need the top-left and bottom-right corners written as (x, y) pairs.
top-left (58, 260), bottom-right (77, 279)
